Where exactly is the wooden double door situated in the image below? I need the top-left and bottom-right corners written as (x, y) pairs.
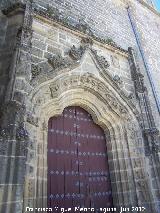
top-left (48, 106), bottom-right (113, 212)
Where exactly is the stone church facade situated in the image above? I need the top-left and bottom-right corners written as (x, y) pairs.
top-left (0, 0), bottom-right (160, 213)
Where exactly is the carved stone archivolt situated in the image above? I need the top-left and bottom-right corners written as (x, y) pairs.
top-left (112, 74), bottom-right (123, 85)
top-left (43, 73), bottom-right (138, 119)
top-left (91, 49), bottom-right (110, 70)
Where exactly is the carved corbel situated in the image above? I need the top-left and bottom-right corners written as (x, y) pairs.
top-left (69, 45), bottom-right (86, 61)
top-left (48, 54), bottom-right (73, 70)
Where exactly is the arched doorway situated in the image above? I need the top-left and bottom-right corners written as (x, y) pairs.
top-left (47, 106), bottom-right (113, 211)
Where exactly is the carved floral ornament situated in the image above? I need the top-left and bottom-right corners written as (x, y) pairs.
top-left (47, 73), bottom-right (137, 118)
top-left (31, 42), bottom-right (121, 93)
top-left (29, 72), bottom-right (135, 123)
top-left (46, 44), bottom-right (110, 72)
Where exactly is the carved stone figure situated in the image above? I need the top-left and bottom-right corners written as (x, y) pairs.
top-left (31, 64), bottom-right (42, 79)
top-left (69, 45), bottom-right (85, 61)
top-left (48, 54), bottom-right (73, 70)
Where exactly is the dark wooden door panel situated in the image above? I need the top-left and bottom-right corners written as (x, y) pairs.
top-left (48, 106), bottom-right (113, 212)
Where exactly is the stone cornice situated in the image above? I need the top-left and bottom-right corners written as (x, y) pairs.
top-left (34, 15), bottom-right (129, 58)
top-left (33, 5), bottom-right (129, 57)
top-left (1, 2), bottom-right (129, 56)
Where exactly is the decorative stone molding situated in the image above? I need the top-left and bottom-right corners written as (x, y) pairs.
top-left (29, 41), bottom-right (111, 85)
top-left (128, 47), bottom-right (146, 95)
top-left (81, 37), bottom-right (93, 47)
top-left (31, 64), bottom-right (42, 79)
top-left (29, 47), bottom-right (139, 117)
top-left (69, 45), bottom-right (86, 61)
top-left (48, 54), bottom-right (73, 70)
top-left (47, 44), bottom-right (110, 74)
top-left (128, 47), bottom-right (160, 156)
top-left (33, 3), bottom-right (128, 54)
top-left (91, 49), bottom-right (110, 70)
top-left (112, 75), bottom-right (123, 85)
